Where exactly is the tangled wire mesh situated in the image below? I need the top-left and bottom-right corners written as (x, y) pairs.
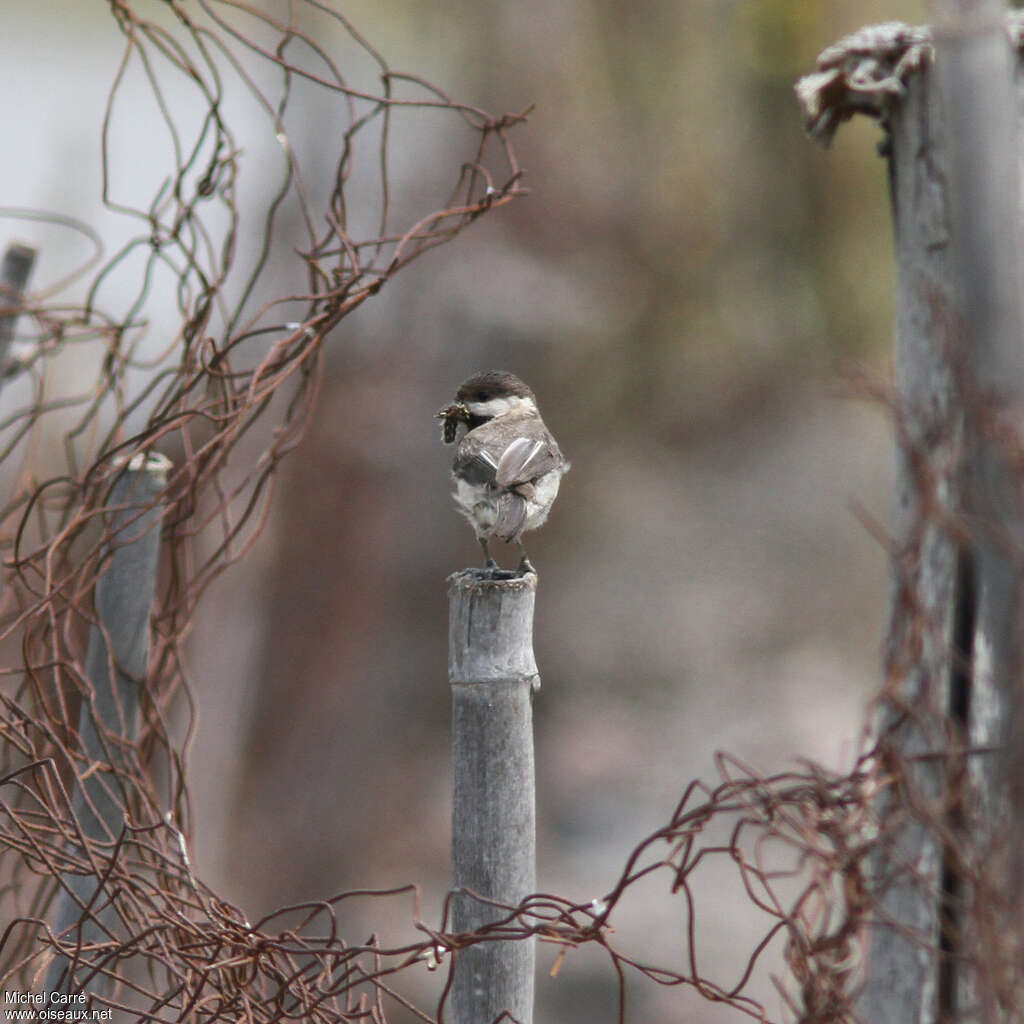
top-left (0, 3), bottom-right (1015, 1023)
top-left (0, 0), bottom-right (530, 1015)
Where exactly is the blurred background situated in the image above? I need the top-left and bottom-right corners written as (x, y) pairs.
top-left (3, 0), bottom-right (929, 1019)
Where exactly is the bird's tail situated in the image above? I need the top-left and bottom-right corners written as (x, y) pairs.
top-left (492, 493), bottom-right (527, 541)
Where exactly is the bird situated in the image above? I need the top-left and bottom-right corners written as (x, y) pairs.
top-left (438, 370), bottom-right (568, 574)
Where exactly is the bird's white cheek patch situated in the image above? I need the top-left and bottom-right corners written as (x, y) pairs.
top-left (463, 395), bottom-right (537, 420)
top-left (464, 397), bottom-right (512, 420)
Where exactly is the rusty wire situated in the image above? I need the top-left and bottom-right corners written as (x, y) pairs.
top-left (1, 0), bottom-right (532, 1016)
top-left (0, 2), bottom-right (1017, 1023)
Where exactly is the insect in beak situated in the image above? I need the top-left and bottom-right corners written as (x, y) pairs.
top-left (437, 401), bottom-right (470, 444)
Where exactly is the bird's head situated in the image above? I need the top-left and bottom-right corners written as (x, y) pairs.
top-left (454, 370), bottom-right (538, 425)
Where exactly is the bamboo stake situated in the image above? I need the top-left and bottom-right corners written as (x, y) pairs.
top-left (49, 453), bottom-right (171, 993)
top-left (0, 242), bottom-right (36, 387)
top-left (448, 570), bottom-right (538, 1024)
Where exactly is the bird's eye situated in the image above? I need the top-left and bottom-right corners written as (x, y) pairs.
top-left (476, 391), bottom-right (490, 401)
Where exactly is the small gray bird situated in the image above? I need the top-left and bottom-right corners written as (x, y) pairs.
top-left (438, 370), bottom-right (568, 574)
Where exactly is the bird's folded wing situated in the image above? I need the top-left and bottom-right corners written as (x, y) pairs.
top-left (454, 424), bottom-right (563, 488)
top-left (452, 439), bottom-right (500, 485)
top-left (495, 435), bottom-right (562, 488)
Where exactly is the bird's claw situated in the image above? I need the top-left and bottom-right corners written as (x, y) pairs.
top-left (460, 564), bottom-right (521, 581)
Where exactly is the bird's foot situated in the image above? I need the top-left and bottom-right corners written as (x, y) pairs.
top-left (476, 557), bottom-right (508, 579)
top-left (460, 564), bottom-right (521, 581)
top-left (457, 544), bottom-right (530, 581)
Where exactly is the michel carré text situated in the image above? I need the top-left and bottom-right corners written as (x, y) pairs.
top-left (5, 991), bottom-right (87, 1005)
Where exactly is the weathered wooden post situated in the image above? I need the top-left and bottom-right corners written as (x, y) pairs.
top-left (933, 7), bottom-right (1024, 1020)
top-left (0, 242), bottom-right (37, 383)
top-left (448, 571), bottom-right (537, 1024)
top-left (797, 8), bottom-right (1024, 1020)
top-left (49, 452), bottom-right (171, 991)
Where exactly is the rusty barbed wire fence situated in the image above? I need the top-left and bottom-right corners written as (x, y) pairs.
top-left (0, 0), bottom-right (536, 1016)
top-left (2, 3), bottom-right (1023, 1023)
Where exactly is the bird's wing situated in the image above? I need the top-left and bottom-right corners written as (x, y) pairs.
top-left (495, 424), bottom-right (564, 488)
top-left (452, 434), bottom-right (501, 485)
top-left (455, 420), bottom-right (564, 489)
top-left (495, 437), bottom-right (545, 488)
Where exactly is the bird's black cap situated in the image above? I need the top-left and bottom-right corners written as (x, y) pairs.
top-left (455, 370), bottom-right (535, 404)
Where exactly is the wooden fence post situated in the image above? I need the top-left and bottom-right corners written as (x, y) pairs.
top-left (0, 242), bottom-right (37, 384)
top-left (49, 452), bottom-right (171, 991)
top-left (798, 11), bottom-right (1024, 1021)
top-left (448, 571), bottom-right (538, 1024)
top-left (933, 5), bottom-right (1024, 1018)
